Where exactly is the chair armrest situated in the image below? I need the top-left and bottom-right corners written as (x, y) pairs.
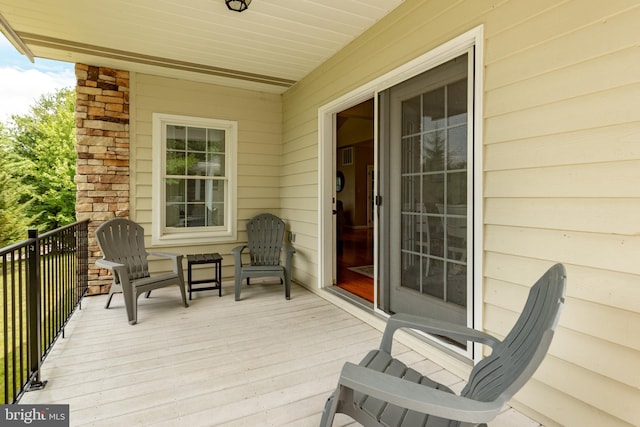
top-left (339, 362), bottom-right (501, 424)
top-left (380, 313), bottom-right (501, 353)
top-left (95, 259), bottom-right (131, 288)
top-left (95, 258), bottom-right (125, 271)
top-left (231, 245), bottom-right (247, 264)
top-left (283, 244), bottom-right (295, 269)
top-left (231, 245), bottom-right (247, 255)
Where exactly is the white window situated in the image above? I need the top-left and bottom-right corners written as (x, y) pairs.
top-left (152, 113), bottom-right (237, 245)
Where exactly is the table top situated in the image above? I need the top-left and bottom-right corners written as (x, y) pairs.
top-left (187, 253), bottom-right (222, 263)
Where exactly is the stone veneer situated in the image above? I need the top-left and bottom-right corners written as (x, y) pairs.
top-left (74, 64), bottom-right (130, 295)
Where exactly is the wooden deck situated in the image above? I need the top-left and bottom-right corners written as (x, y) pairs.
top-left (20, 280), bottom-right (541, 427)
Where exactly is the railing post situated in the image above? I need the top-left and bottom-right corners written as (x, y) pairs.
top-left (77, 221), bottom-right (88, 310)
top-left (26, 229), bottom-right (46, 391)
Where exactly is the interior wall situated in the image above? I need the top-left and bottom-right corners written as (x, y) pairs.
top-left (336, 142), bottom-right (373, 228)
top-left (352, 142), bottom-right (373, 227)
top-left (336, 101), bottom-right (374, 228)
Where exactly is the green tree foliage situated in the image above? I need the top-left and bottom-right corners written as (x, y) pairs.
top-left (0, 88), bottom-right (76, 239)
top-left (0, 124), bottom-right (34, 246)
top-left (0, 170), bottom-right (33, 246)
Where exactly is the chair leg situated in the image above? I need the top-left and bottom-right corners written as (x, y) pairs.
top-left (176, 261), bottom-right (189, 307)
top-left (234, 275), bottom-right (242, 301)
top-left (105, 281), bottom-right (122, 309)
top-left (104, 290), bottom-right (116, 309)
top-left (284, 272), bottom-right (291, 300)
top-left (125, 287), bottom-right (137, 325)
top-left (319, 391), bottom-right (338, 427)
top-left (177, 278), bottom-right (189, 308)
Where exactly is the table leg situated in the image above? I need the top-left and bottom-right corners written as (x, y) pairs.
top-left (218, 260), bottom-right (222, 297)
top-left (187, 262), bottom-right (193, 300)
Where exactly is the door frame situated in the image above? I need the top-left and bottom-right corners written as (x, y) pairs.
top-left (318, 25), bottom-right (485, 360)
top-left (367, 164), bottom-right (375, 228)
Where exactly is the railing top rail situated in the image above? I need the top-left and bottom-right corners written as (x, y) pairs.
top-left (0, 220), bottom-right (90, 257)
top-left (39, 219), bottom-right (90, 239)
top-left (0, 239), bottom-right (36, 257)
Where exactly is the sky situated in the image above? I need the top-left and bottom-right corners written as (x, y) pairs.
top-left (0, 35), bottom-right (76, 121)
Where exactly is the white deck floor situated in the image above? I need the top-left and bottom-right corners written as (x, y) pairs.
top-left (20, 281), bottom-right (541, 427)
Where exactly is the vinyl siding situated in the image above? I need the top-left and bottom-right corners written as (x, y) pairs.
top-left (131, 73), bottom-right (282, 278)
top-left (281, 0), bottom-right (640, 425)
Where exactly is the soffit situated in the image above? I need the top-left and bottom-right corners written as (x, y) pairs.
top-left (0, 0), bottom-right (404, 93)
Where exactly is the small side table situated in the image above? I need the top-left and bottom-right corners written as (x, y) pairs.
top-left (186, 253), bottom-right (223, 300)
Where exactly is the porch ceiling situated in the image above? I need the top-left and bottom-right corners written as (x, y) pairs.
top-left (0, 0), bottom-right (404, 93)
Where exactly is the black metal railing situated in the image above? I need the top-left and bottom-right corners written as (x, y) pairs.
top-left (0, 220), bottom-right (89, 404)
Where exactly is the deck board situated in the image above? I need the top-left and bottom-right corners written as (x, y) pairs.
top-left (20, 280), bottom-right (540, 426)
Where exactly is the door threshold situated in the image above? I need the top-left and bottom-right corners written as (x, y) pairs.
top-left (326, 285), bottom-right (375, 312)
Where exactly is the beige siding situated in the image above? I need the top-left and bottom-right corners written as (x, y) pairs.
top-left (282, 0), bottom-right (640, 425)
top-left (130, 73), bottom-right (282, 278)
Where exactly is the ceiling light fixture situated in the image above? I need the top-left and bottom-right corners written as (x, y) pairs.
top-left (225, 0), bottom-right (251, 12)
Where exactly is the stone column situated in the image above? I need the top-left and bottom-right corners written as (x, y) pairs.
top-left (74, 64), bottom-right (130, 295)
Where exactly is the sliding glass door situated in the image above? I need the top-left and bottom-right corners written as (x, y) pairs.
top-left (378, 50), bottom-right (474, 336)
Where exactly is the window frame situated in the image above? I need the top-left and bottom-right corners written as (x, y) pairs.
top-left (152, 113), bottom-right (237, 246)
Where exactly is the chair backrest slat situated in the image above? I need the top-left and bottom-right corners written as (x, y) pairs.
top-left (96, 218), bottom-right (150, 281)
top-left (246, 213), bottom-right (285, 266)
top-left (462, 263), bottom-right (566, 404)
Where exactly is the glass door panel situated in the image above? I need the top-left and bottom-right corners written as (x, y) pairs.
top-left (384, 52), bottom-right (472, 330)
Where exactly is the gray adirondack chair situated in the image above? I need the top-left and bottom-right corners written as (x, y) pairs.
top-left (320, 263), bottom-right (566, 427)
top-left (232, 213), bottom-right (295, 300)
top-left (95, 218), bottom-right (188, 325)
